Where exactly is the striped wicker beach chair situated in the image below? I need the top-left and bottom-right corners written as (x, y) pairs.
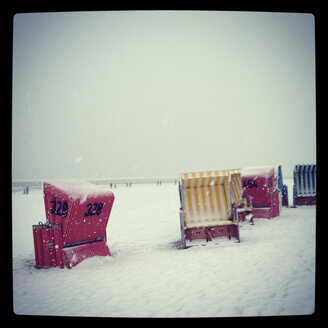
top-left (293, 164), bottom-right (316, 206)
top-left (230, 169), bottom-right (254, 225)
top-left (179, 170), bottom-right (240, 248)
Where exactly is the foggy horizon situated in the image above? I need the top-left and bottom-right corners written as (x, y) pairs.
top-left (12, 11), bottom-right (316, 181)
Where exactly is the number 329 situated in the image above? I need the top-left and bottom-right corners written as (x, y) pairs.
top-left (50, 199), bottom-right (68, 217)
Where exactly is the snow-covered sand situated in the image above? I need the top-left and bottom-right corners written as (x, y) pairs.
top-left (12, 181), bottom-right (315, 317)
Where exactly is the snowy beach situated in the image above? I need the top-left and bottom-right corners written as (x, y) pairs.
top-left (12, 181), bottom-right (315, 317)
top-left (12, 11), bottom-right (316, 318)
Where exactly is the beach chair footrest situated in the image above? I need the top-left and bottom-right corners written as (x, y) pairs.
top-left (294, 196), bottom-right (316, 206)
top-left (185, 225), bottom-right (239, 242)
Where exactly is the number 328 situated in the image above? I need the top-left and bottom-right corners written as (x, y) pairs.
top-left (84, 202), bottom-right (104, 217)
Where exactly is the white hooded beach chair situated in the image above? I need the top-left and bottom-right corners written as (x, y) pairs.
top-left (293, 164), bottom-right (316, 206)
top-left (179, 170), bottom-right (240, 248)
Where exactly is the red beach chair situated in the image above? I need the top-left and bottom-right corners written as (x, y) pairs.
top-left (33, 180), bottom-right (115, 268)
top-left (242, 167), bottom-right (280, 219)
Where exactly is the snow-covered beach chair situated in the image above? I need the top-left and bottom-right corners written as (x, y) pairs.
top-left (293, 164), bottom-right (316, 206)
top-left (230, 169), bottom-right (254, 225)
top-left (179, 170), bottom-right (240, 248)
top-left (242, 167), bottom-right (280, 219)
top-left (33, 180), bottom-right (115, 268)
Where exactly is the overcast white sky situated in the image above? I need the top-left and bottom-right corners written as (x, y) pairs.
top-left (12, 11), bottom-right (316, 180)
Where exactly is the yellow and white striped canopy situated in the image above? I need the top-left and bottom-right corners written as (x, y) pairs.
top-left (180, 170), bottom-right (232, 228)
top-left (230, 169), bottom-right (243, 206)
